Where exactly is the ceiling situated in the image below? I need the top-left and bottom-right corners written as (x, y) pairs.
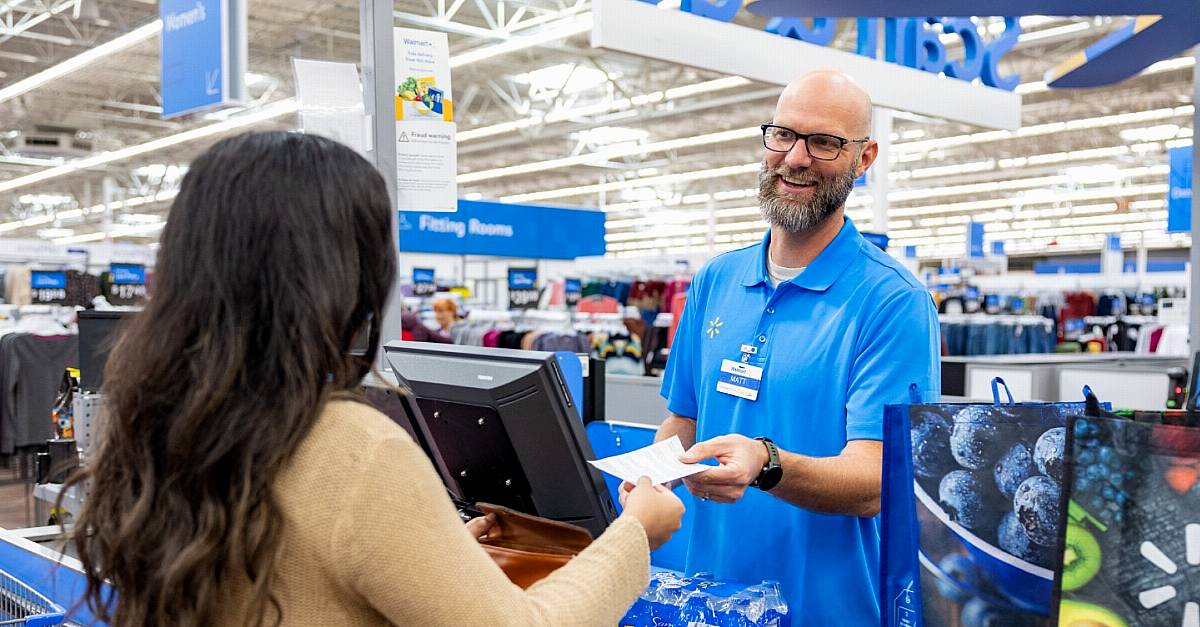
top-left (0, 1), bottom-right (1195, 263)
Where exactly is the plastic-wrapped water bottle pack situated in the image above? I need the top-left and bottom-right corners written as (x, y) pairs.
top-left (619, 572), bottom-right (790, 627)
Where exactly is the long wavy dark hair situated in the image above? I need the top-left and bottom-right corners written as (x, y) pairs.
top-left (62, 131), bottom-right (397, 626)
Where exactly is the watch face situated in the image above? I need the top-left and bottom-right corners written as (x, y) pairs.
top-left (759, 466), bottom-right (784, 490)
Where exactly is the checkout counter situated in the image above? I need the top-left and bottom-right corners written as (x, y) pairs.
top-left (942, 354), bottom-right (1188, 408)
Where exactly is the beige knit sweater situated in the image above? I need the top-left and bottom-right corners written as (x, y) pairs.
top-left (217, 399), bottom-right (650, 626)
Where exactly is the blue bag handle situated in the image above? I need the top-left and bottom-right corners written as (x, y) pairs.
top-left (1082, 385), bottom-right (1094, 400)
top-left (991, 377), bottom-right (1015, 405)
top-left (908, 383), bottom-right (923, 404)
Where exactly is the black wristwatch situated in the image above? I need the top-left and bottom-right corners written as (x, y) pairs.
top-left (750, 437), bottom-right (783, 491)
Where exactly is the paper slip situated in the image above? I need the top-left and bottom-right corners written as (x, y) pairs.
top-left (588, 435), bottom-right (709, 486)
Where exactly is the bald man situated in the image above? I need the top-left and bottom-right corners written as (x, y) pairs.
top-left (650, 70), bottom-right (940, 623)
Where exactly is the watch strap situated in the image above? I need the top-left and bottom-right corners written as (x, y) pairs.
top-left (751, 437), bottom-right (781, 488)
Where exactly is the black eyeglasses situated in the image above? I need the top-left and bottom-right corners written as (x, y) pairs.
top-left (760, 124), bottom-right (869, 161)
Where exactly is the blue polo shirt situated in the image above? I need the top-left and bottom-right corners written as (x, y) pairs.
top-left (661, 218), bottom-right (940, 625)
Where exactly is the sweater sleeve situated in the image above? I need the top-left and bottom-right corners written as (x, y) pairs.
top-left (330, 432), bottom-right (650, 627)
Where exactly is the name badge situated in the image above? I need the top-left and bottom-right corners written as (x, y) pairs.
top-left (716, 359), bottom-right (763, 401)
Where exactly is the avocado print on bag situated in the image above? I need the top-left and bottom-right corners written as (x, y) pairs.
top-left (1056, 416), bottom-right (1200, 627)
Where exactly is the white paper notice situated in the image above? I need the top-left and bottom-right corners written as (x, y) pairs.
top-left (588, 435), bottom-right (709, 486)
top-left (394, 27), bottom-right (457, 212)
top-left (395, 120), bottom-right (458, 213)
top-left (291, 58), bottom-right (367, 155)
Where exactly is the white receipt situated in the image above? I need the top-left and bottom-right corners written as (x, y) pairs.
top-left (588, 435), bottom-right (709, 486)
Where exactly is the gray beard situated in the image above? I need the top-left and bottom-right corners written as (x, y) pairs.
top-left (758, 158), bottom-right (858, 234)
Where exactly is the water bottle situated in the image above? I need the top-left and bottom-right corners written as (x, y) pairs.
top-left (679, 590), bottom-right (718, 627)
top-left (620, 577), bottom-right (660, 627)
top-left (712, 595), bottom-right (753, 627)
top-left (758, 581), bottom-right (789, 627)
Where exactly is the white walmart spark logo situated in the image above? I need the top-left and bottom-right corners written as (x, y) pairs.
top-left (707, 317), bottom-right (723, 339)
top-left (1135, 523), bottom-right (1200, 626)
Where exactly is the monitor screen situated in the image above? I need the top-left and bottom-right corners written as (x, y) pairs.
top-left (78, 310), bottom-right (135, 392)
top-left (383, 341), bottom-right (615, 537)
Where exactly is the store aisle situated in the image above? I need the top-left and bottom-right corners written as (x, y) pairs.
top-left (0, 463), bottom-right (32, 529)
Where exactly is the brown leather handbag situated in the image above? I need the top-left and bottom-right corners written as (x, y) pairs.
top-left (475, 502), bottom-right (594, 588)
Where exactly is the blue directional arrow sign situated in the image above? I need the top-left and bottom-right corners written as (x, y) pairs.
top-left (160, 0), bottom-right (247, 118)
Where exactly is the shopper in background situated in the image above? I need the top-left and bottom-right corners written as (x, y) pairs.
top-left (649, 70), bottom-right (940, 624)
top-left (63, 131), bottom-right (684, 627)
top-left (401, 305), bottom-right (453, 343)
top-left (432, 297), bottom-right (459, 332)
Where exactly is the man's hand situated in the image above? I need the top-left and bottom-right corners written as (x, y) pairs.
top-left (678, 435), bottom-right (769, 504)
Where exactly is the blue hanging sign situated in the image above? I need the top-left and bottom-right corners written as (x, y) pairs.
top-left (31, 271), bottom-right (66, 289)
top-left (399, 199), bottom-right (606, 260)
top-left (111, 263), bottom-right (146, 285)
top-left (991, 241), bottom-right (1006, 256)
top-left (412, 267), bottom-right (436, 296)
top-left (413, 268), bottom-right (435, 284)
top-left (744, 0), bottom-right (1200, 90)
top-left (1167, 146), bottom-right (1193, 233)
top-left (508, 267), bottom-right (539, 310)
top-left (31, 271), bottom-right (68, 304)
top-left (565, 278), bottom-right (583, 307)
top-left (861, 231), bottom-right (889, 250)
top-left (904, 245), bottom-right (918, 258)
top-left (160, 0), bottom-right (246, 118)
top-left (968, 222), bottom-right (986, 258)
top-left (663, 3), bottom-right (1022, 90)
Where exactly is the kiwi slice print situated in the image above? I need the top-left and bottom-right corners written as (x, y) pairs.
top-left (1063, 523), bottom-right (1103, 591)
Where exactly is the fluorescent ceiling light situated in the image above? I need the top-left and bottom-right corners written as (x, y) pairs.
top-left (663, 76), bottom-right (750, 100)
top-left (0, 20), bottom-right (162, 105)
top-left (459, 126), bottom-right (758, 184)
top-left (245, 72), bottom-right (272, 86)
top-left (1120, 124), bottom-right (1182, 143)
top-left (501, 163), bottom-right (760, 203)
top-left (0, 99), bottom-right (299, 194)
top-left (485, 108), bottom-right (1186, 198)
top-left (894, 105), bottom-right (1193, 155)
top-left (119, 213), bottom-right (164, 225)
top-left (0, 189), bottom-right (179, 234)
top-left (1018, 21), bottom-right (1091, 43)
top-left (574, 126), bottom-right (650, 146)
top-left (515, 63), bottom-right (612, 97)
top-left (36, 228), bottom-right (74, 238)
top-left (449, 13), bottom-right (593, 68)
top-left (3, 13), bottom-right (595, 196)
top-left (458, 76), bottom-right (751, 143)
top-left (55, 221), bottom-right (166, 244)
top-left (18, 193), bottom-right (73, 206)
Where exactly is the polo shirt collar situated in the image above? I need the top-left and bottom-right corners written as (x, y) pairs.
top-left (740, 217), bottom-right (863, 292)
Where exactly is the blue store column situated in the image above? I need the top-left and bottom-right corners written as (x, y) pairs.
top-left (1192, 45), bottom-right (1200, 355)
top-left (360, 0), bottom-right (403, 357)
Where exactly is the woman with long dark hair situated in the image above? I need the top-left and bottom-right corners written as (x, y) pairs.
top-left (63, 131), bottom-right (684, 626)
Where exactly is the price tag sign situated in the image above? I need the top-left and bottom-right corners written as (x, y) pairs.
top-left (565, 278), bottom-right (582, 307)
top-left (31, 271), bottom-right (68, 304)
top-left (508, 268), bottom-right (539, 310)
top-left (412, 267), bottom-right (436, 297)
top-left (108, 263), bottom-right (148, 305)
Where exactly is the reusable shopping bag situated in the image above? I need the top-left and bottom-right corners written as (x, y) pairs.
top-left (881, 379), bottom-right (1108, 627)
top-left (1054, 415), bottom-right (1200, 627)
